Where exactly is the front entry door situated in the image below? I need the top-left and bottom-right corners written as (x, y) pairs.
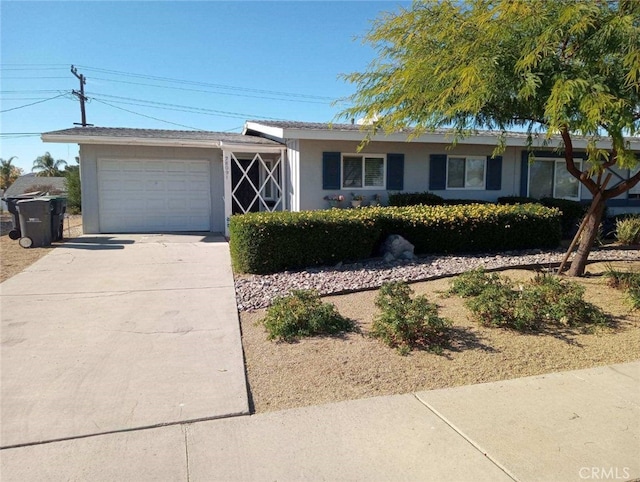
top-left (231, 158), bottom-right (260, 214)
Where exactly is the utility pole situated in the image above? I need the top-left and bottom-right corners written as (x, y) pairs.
top-left (71, 65), bottom-right (92, 126)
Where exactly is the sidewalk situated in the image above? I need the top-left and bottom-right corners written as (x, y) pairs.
top-left (2, 362), bottom-right (638, 481)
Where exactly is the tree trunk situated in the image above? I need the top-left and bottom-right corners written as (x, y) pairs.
top-left (566, 198), bottom-right (606, 277)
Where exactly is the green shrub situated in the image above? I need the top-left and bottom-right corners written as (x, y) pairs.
top-left (465, 282), bottom-right (519, 328)
top-left (461, 272), bottom-right (609, 331)
top-left (539, 198), bottom-right (588, 238)
top-left (615, 215), bottom-right (640, 245)
top-left (377, 203), bottom-right (561, 255)
top-left (448, 267), bottom-right (504, 298)
top-left (229, 209), bottom-right (382, 274)
top-left (372, 281), bottom-right (451, 354)
top-left (230, 204), bottom-right (562, 274)
top-left (497, 196), bottom-right (539, 205)
top-left (260, 290), bottom-right (355, 342)
top-left (388, 191), bottom-right (443, 206)
top-left (604, 265), bottom-right (640, 309)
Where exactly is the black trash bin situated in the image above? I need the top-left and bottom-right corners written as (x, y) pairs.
top-left (2, 191), bottom-right (43, 240)
top-left (41, 195), bottom-right (67, 241)
top-left (16, 198), bottom-right (53, 248)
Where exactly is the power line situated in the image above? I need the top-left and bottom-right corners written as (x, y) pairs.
top-left (75, 64), bottom-right (334, 100)
top-left (0, 93), bottom-right (70, 113)
top-left (0, 67), bottom-right (68, 71)
top-left (0, 90), bottom-right (66, 94)
top-left (87, 92), bottom-right (286, 120)
top-left (88, 76), bottom-right (331, 105)
top-left (0, 97), bottom-right (56, 101)
top-left (0, 63), bottom-right (69, 67)
top-left (91, 98), bottom-right (207, 130)
top-left (1, 77), bottom-right (71, 80)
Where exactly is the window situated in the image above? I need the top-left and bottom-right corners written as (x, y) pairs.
top-left (342, 154), bottom-right (385, 189)
top-left (446, 156), bottom-right (486, 189)
top-left (529, 159), bottom-right (581, 200)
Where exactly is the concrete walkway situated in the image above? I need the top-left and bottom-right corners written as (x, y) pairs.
top-left (0, 234), bottom-right (249, 448)
top-left (2, 362), bottom-right (638, 481)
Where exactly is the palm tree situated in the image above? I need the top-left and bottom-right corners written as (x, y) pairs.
top-left (32, 152), bottom-right (67, 177)
top-left (1, 156), bottom-right (21, 189)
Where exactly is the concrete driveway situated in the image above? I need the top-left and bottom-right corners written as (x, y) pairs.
top-left (0, 234), bottom-right (249, 448)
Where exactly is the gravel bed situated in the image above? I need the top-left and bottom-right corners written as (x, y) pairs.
top-left (234, 247), bottom-right (639, 311)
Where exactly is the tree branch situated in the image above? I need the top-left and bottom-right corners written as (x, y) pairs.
top-left (560, 126), bottom-right (598, 195)
top-left (604, 168), bottom-right (640, 200)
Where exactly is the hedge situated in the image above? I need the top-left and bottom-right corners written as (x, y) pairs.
top-left (499, 196), bottom-right (588, 238)
top-left (388, 191), bottom-right (443, 206)
top-left (229, 209), bottom-right (382, 274)
top-left (230, 204), bottom-right (562, 274)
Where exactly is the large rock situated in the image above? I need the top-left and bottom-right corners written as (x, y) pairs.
top-left (382, 235), bottom-right (415, 261)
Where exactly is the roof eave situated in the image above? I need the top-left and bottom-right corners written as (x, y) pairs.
top-left (40, 133), bottom-right (226, 148)
top-left (244, 123), bottom-right (640, 150)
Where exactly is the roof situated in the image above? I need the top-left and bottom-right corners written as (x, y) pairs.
top-left (244, 120), bottom-right (640, 151)
top-left (3, 173), bottom-right (67, 198)
top-left (41, 127), bottom-right (284, 150)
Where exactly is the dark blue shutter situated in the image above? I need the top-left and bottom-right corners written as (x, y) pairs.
top-left (322, 152), bottom-right (341, 190)
top-left (520, 151), bottom-right (530, 196)
top-left (429, 154), bottom-right (447, 190)
top-left (386, 153), bottom-right (404, 190)
top-left (486, 155), bottom-right (502, 190)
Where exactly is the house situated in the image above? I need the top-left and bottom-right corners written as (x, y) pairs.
top-left (41, 121), bottom-right (640, 236)
top-left (2, 173), bottom-right (67, 198)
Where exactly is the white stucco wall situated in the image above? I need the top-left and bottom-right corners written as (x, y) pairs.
top-left (295, 139), bottom-right (519, 211)
top-left (79, 144), bottom-right (224, 234)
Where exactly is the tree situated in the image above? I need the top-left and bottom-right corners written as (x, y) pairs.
top-left (0, 157), bottom-right (23, 189)
top-left (32, 152), bottom-right (67, 177)
top-left (64, 161), bottom-right (81, 214)
top-left (341, 0), bottom-right (640, 276)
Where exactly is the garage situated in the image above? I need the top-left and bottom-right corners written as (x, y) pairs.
top-left (40, 127), bottom-right (285, 235)
top-left (98, 158), bottom-right (212, 233)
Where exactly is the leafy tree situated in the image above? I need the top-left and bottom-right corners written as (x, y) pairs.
top-left (341, 0), bottom-right (640, 276)
top-left (32, 152), bottom-right (67, 177)
top-left (64, 162), bottom-right (81, 213)
top-left (0, 157), bottom-right (23, 189)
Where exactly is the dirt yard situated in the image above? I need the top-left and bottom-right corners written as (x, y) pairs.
top-left (0, 214), bottom-right (83, 283)
top-left (241, 261), bottom-right (640, 414)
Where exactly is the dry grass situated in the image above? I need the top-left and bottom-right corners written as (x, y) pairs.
top-left (241, 262), bottom-right (640, 414)
top-left (0, 215), bottom-right (83, 283)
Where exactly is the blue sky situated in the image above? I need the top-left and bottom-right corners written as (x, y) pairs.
top-left (1, 1), bottom-right (408, 173)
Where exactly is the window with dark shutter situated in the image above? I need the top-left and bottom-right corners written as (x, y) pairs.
top-left (486, 155), bottom-right (502, 190)
top-left (322, 152), bottom-right (341, 190)
top-left (429, 154), bottom-right (447, 190)
top-left (386, 153), bottom-right (404, 190)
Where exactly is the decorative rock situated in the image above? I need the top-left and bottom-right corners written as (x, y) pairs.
top-left (382, 234), bottom-right (415, 261)
top-left (234, 247), bottom-right (639, 312)
top-left (383, 252), bottom-right (395, 263)
top-left (399, 250), bottom-right (415, 261)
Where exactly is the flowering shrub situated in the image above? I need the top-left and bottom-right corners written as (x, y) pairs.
top-left (229, 204), bottom-right (561, 274)
top-left (324, 194), bottom-right (345, 202)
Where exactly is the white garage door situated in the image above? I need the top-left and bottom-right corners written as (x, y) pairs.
top-left (98, 159), bottom-right (212, 233)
